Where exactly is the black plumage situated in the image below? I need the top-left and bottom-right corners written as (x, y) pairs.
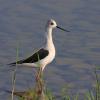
top-left (9, 48), bottom-right (49, 65)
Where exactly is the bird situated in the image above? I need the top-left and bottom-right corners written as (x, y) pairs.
top-left (9, 19), bottom-right (69, 71)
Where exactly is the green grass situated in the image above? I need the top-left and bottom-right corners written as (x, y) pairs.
top-left (94, 67), bottom-right (100, 100)
top-left (10, 67), bottom-right (100, 100)
top-left (10, 46), bottom-right (100, 100)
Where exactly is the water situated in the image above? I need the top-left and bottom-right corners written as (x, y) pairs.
top-left (0, 0), bottom-right (100, 99)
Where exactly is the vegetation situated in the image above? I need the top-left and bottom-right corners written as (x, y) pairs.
top-left (9, 46), bottom-right (100, 100)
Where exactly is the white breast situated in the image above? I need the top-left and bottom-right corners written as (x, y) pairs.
top-left (37, 44), bottom-right (55, 70)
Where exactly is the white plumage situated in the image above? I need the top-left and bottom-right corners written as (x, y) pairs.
top-left (9, 19), bottom-right (69, 71)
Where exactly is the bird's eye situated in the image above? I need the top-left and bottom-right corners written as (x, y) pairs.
top-left (51, 22), bottom-right (54, 25)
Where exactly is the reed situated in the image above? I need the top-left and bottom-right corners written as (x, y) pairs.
top-left (11, 43), bottom-right (19, 100)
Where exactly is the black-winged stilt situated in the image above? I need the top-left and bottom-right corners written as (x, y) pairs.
top-left (9, 19), bottom-right (69, 71)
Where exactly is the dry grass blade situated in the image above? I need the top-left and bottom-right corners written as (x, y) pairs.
top-left (11, 43), bottom-right (19, 100)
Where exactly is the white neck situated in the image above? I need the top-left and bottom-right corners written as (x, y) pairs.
top-left (45, 27), bottom-right (54, 49)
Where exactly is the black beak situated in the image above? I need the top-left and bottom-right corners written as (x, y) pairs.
top-left (57, 26), bottom-right (70, 32)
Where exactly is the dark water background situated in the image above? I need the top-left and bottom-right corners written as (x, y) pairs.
top-left (0, 0), bottom-right (100, 99)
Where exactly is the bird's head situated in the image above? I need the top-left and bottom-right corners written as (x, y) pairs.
top-left (46, 19), bottom-right (70, 32)
top-left (46, 19), bottom-right (57, 29)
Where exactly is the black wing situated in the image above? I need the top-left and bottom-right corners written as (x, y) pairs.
top-left (9, 48), bottom-right (49, 66)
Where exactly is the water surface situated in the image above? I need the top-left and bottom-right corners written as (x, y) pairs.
top-left (0, 0), bottom-right (100, 99)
